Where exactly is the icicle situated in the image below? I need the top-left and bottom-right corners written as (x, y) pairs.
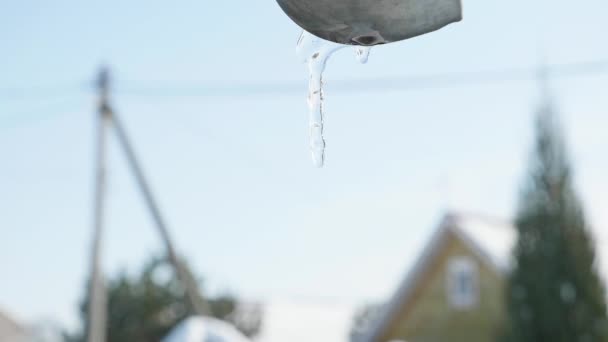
top-left (296, 31), bottom-right (373, 167)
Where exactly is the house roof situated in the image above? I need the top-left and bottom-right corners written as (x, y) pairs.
top-left (363, 210), bottom-right (608, 342)
top-left (362, 211), bottom-right (516, 342)
top-left (448, 212), bottom-right (516, 272)
top-left (0, 309), bottom-right (28, 342)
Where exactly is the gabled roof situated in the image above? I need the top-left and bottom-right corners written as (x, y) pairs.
top-left (0, 309), bottom-right (28, 342)
top-left (362, 212), bottom-right (515, 342)
top-left (449, 212), bottom-right (516, 272)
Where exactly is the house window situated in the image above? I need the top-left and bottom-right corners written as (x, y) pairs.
top-left (446, 256), bottom-right (478, 309)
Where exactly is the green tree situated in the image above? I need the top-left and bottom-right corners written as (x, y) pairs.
top-left (502, 102), bottom-right (608, 341)
top-left (65, 256), bottom-right (262, 342)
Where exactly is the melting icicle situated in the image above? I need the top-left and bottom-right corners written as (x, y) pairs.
top-left (296, 31), bottom-right (372, 167)
top-left (355, 46), bottom-right (372, 64)
top-left (296, 31), bottom-right (343, 168)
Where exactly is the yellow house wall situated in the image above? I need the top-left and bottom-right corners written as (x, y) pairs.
top-left (379, 231), bottom-right (506, 342)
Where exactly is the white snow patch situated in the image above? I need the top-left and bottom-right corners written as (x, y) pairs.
top-left (451, 213), bottom-right (516, 270)
top-left (163, 316), bottom-right (252, 342)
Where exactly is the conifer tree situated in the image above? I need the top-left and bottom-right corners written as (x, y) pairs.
top-left (503, 100), bottom-right (608, 341)
top-left (65, 256), bottom-right (262, 341)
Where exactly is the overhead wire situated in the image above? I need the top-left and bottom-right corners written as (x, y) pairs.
top-left (0, 95), bottom-right (84, 130)
top-left (0, 59), bottom-right (606, 114)
top-left (115, 59), bottom-right (608, 97)
top-left (0, 82), bottom-right (89, 100)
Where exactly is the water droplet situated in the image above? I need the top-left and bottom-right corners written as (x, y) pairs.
top-left (296, 31), bottom-right (372, 167)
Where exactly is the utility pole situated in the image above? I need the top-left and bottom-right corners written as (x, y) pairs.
top-left (86, 67), bottom-right (110, 342)
top-left (110, 110), bottom-right (209, 316)
top-left (85, 67), bottom-right (208, 342)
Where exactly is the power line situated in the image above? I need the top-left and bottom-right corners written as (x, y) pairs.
top-left (0, 83), bottom-right (88, 100)
top-left (331, 59), bottom-right (608, 92)
top-left (0, 96), bottom-right (82, 130)
top-left (0, 59), bottom-right (607, 101)
top-left (116, 59), bottom-right (608, 97)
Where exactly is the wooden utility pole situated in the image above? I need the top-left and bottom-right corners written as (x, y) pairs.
top-left (85, 68), bottom-right (208, 342)
top-left (86, 67), bottom-right (110, 342)
top-left (110, 109), bottom-right (209, 316)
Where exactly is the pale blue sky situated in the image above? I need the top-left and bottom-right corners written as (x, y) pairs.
top-left (2, 0), bottom-right (608, 331)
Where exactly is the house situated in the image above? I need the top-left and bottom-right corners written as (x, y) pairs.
top-left (0, 309), bottom-right (30, 342)
top-left (362, 212), bottom-right (517, 342)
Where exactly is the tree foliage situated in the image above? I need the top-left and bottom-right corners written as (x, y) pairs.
top-left (502, 103), bottom-right (608, 341)
top-left (65, 256), bottom-right (262, 342)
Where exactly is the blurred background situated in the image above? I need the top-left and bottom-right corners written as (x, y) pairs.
top-left (2, 1), bottom-right (608, 341)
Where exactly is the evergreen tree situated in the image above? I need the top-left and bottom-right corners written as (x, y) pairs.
top-left (503, 101), bottom-right (608, 341)
top-left (65, 256), bottom-right (262, 342)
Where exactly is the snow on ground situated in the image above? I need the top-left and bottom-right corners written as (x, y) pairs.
top-left (255, 297), bottom-right (358, 342)
top-left (163, 316), bottom-right (252, 342)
